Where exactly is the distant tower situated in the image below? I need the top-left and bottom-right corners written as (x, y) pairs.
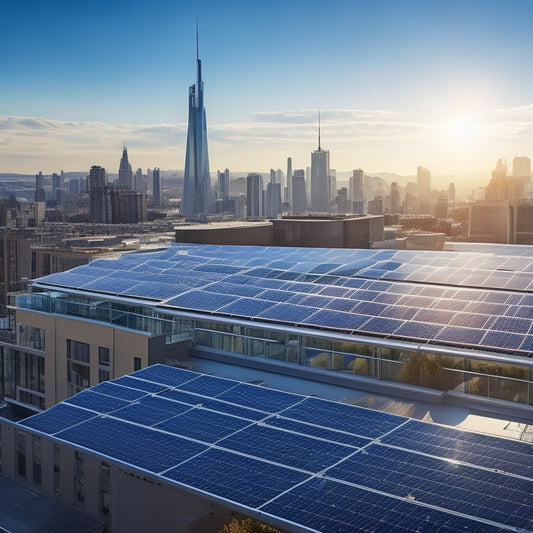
top-left (35, 171), bottom-right (45, 202)
top-left (311, 112), bottom-right (331, 212)
top-left (182, 25), bottom-right (212, 217)
top-left (153, 167), bottom-right (161, 206)
top-left (265, 182), bottom-right (282, 219)
top-left (390, 182), bottom-right (401, 214)
top-left (286, 156), bottom-right (292, 205)
top-left (118, 147), bottom-right (133, 190)
top-left (512, 156), bottom-right (531, 178)
top-left (349, 169), bottom-right (365, 214)
top-left (217, 168), bottom-right (230, 200)
top-left (292, 169), bottom-right (307, 214)
top-left (417, 166), bottom-right (431, 213)
top-left (246, 173), bottom-right (264, 218)
top-left (88, 166), bottom-right (112, 223)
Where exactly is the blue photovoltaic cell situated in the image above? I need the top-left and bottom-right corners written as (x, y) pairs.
top-left (56, 417), bottom-right (207, 473)
top-left (258, 303), bottom-right (317, 323)
top-left (112, 397), bottom-right (191, 426)
top-left (351, 300), bottom-right (389, 316)
top-left (218, 297), bottom-right (274, 317)
top-left (435, 326), bottom-right (486, 345)
top-left (199, 398), bottom-right (268, 421)
top-left (64, 390), bottom-right (130, 414)
top-left (324, 298), bottom-right (356, 312)
top-left (394, 321), bottom-right (444, 340)
top-left (281, 397), bottom-right (405, 439)
top-left (163, 448), bottom-right (309, 509)
top-left (381, 305), bottom-right (418, 320)
top-left (327, 444), bottom-right (533, 531)
top-left (216, 383), bottom-right (302, 413)
top-left (218, 424), bottom-right (353, 472)
top-left (261, 477), bottom-right (498, 533)
top-left (165, 291), bottom-right (235, 311)
top-left (257, 289), bottom-right (295, 303)
top-left (157, 389), bottom-right (206, 406)
top-left (177, 375), bottom-right (238, 397)
top-left (112, 375), bottom-right (169, 394)
top-left (302, 309), bottom-right (369, 331)
top-left (264, 417), bottom-right (372, 449)
top-left (132, 365), bottom-right (197, 387)
top-left (82, 277), bottom-right (138, 294)
top-left (381, 419), bottom-right (533, 478)
top-left (90, 381), bottom-right (148, 401)
top-left (482, 330), bottom-right (525, 350)
top-left (155, 408), bottom-right (251, 443)
top-left (448, 312), bottom-right (489, 328)
top-left (360, 317), bottom-right (403, 335)
top-left (412, 308), bottom-right (456, 325)
top-left (19, 403), bottom-right (97, 435)
top-left (491, 315), bottom-right (532, 334)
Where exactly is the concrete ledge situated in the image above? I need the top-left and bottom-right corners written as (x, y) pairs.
top-left (189, 347), bottom-right (445, 405)
top-left (444, 390), bottom-right (533, 422)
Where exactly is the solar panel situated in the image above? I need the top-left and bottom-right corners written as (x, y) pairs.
top-left (15, 365), bottom-right (533, 533)
top-left (163, 448), bottom-right (309, 509)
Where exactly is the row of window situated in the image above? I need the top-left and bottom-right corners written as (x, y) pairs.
top-left (14, 429), bottom-right (111, 518)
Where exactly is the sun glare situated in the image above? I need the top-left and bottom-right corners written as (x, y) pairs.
top-left (449, 118), bottom-right (477, 142)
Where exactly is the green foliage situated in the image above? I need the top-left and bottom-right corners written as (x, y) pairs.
top-left (220, 518), bottom-right (285, 533)
top-left (349, 357), bottom-right (369, 376)
top-left (399, 354), bottom-right (455, 390)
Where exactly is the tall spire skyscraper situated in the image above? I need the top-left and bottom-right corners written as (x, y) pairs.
top-left (311, 111), bottom-right (331, 212)
top-left (182, 25), bottom-right (212, 217)
top-left (118, 146), bottom-right (133, 190)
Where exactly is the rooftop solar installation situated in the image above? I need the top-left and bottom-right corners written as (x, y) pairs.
top-left (33, 243), bottom-right (533, 357)
top-left (19, 364), bottom-right (533, 532)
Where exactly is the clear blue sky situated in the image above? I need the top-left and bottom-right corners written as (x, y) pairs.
top-left (3, 0), bottom-right (533, 182)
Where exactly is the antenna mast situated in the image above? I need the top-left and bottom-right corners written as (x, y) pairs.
top-left (318, 109), bottom-right (321, 151)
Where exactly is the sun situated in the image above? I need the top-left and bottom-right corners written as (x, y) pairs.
top-left (448, 118), bottom-right (477, 142)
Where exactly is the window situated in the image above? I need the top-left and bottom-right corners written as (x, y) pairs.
top-left (74, 452), bottom-right (84, 505)
top-left (67, 340), bottom-right (90, 396)
top-left (32, 435), bottom-right (41, 486)
top-left (98, 347), bottom-right (110, 383)
top-left (134, 357), bottom-right (141, 371)
top-left (16, 431), bottom-right (26, 479)
top-left (53, 444), bottom-right (60, 496)
top-left (17, 324), bottom-right (45, 351)
top-left (100, 461), bottom-right (111, 517)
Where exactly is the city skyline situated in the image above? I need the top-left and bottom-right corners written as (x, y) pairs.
top-left (3, 0), bottom-right (533, 182)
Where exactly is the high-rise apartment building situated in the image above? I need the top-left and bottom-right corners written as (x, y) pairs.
top-left (246, 173), bottom-right (263, 218)
top-left (417, 166), bottom-right (431, 213)
top-left (292, 170), bottom-right (306, 214)
top-left (265, 182), bottom-right (282, 219)
top-left (88, 166), bottom-right (112, 223)
top-left (153, 167), bottom-right (161, 206)
top-left (182, 33), bottom-right (212, 217)
top-left (118, 147), bottom-right (133, 190)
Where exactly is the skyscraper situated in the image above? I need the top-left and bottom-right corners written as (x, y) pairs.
top-left (512, 156), bottom-right (531, 179)
top-left (153, 167), bottom-right (161, 207)
top-left (246, 173), bottom-right (263, 218)
top-left (292, 170), bottom-right (307, 214)
top-left (182, 29), bottom-right (212, 217)
top-left (35, 171), bottom-right (45, 202)
top-left (118, 147), bottom-right (133, 190)
top-left (88, 165), bottom-right (112, 223)
top-left (311, 113), bottom-right (331, 213)
top-left (417, 166), bottom-right (431, 213)
top-left (217, 169), bottom-right (230, 201)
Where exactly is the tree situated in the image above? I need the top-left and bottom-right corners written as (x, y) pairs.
top-left (219, 518), bottom-right (285, 533)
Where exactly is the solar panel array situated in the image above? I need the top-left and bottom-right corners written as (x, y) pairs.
top-left (21, 365), bottom-right (533, 532)
top-left (34, 244), bottom-right (533, 356)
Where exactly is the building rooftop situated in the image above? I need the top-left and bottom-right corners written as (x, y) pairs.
top-left (17, 364), bottom-right (533, 532)
top-left (32, 243), bottom-right (533, 358)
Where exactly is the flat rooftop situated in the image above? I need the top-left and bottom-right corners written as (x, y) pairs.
top-left (32, 243), bottom-right (533, 358)
top-left (17, 364), bottom-right (533, 533)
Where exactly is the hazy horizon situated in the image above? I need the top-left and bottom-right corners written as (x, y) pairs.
top-left (3, 0), bottom-right (533, 184)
